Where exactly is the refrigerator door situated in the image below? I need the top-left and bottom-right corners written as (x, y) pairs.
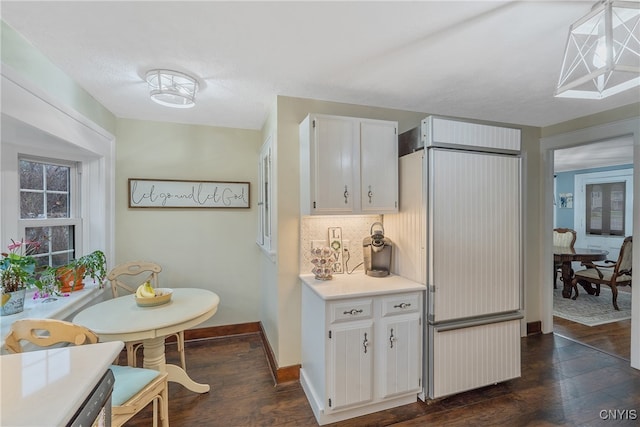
top-left (427, 148), bottom-right (521, 323)
top-left (427, 314), bottom-right (522, 399)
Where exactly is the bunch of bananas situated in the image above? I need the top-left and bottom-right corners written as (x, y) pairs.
top-left (135, 281), bottom-right (157, 298)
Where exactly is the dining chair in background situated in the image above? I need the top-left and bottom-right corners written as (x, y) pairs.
top-left (107, 261), bottom-right (186, 369)
top-left (572, 236), bottom-right (633, 310)
top-left (553, 228), bottom-right (577, 288)
top-left (4, 318), bottom-right (169, 427)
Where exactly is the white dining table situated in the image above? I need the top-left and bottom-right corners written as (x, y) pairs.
top-left (73, 287), bottom-right (220, 393)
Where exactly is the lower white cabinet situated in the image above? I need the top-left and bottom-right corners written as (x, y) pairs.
top-left (301, 280), bottom-right (423, 425)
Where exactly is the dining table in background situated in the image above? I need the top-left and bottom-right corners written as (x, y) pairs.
top-left (73, 287), bottom-right (220, 393)
top-left (553, 246), bottom-right (608, 299)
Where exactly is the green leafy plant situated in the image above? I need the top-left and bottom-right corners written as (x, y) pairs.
top-left (0, 239), bottom-right (39, 293)
top-left (57, 250), bottom-right (107, 291)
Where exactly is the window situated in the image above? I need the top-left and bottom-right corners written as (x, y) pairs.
top-left (19, 158), bottom-right (81, 268)
top-left (257, 134), bottom-right (275, 257)
top-left (585, 181), bottom-right (625, 236)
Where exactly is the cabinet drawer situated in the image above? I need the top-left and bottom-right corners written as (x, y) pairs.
top-left (330, 299), bottom-right (373, 324)
top-left (381, 293), bottom-right (421, 317)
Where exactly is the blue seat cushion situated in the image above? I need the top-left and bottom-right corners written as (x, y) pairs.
top-left (109, 365), bottom-right (161, 406)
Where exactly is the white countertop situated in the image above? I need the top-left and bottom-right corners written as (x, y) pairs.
top-left (0, 340), bottom-right (124, 426)
top-left (300, 272), bottom-right (425, 300)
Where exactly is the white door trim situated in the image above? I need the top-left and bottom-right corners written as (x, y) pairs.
top-left (540, 116), bottom-right (639, 370)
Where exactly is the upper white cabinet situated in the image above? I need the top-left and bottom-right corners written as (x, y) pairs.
top-left (300, 114), bottom-right (398, 215)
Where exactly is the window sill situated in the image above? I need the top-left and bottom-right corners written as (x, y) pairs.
top-left (257, 241), bottom-right (276, 263)
top-left (1, 283), bottom-right (108, 353)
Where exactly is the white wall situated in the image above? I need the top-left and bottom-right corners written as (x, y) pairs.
top-left (115, 119), bottom-right (262, 328)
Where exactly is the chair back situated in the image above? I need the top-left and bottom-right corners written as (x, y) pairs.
top-left (108, 261), bottom-right (162, 297)
top-left (615, 236), bottom-right (633, 278)
top-left (5, 318), bottom-right (98, 354)
top-left (553, 228), bottom-right (577, 248)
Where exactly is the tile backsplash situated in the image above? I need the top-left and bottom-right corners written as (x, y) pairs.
top-left (300, 215), bottom-right (382, 275)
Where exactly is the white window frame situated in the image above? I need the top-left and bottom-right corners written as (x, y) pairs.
top-left (257, 133), bottom-right (276, 260)
top-left (0, 68), bottom-right (115, 342)
top-left (18, 156), bottom-right (83, 265)
top-left (573, 168), bottom-right (633, 259)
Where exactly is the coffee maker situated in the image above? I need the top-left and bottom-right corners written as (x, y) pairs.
top-left (362, 222), bottom-right (392, 277)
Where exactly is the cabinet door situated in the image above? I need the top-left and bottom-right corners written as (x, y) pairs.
top-left (328, 321), bottom-right (374, 411)
top-left (313, 116), bottom-right (358, 214)
top-left (380, 314), bottom-right (421, 398)
top-left (360, 120), bottom-right (398, 213)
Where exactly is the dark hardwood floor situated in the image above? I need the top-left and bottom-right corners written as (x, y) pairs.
top-left (123, 330), bottom-right (640, 427)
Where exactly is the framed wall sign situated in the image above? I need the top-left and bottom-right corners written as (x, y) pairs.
top-left (128, 178), bottom-right (250, 208)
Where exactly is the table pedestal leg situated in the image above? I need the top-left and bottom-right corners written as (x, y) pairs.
top-left (165, 364), bottom-right (210, 393)
top-left (142, 336), bottom-right (210, 394)
top-left (142, 337), bottom-right (166, 371)
top-left (561, 263), bottom-right (574, 299)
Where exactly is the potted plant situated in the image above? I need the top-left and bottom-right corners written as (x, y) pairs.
top-left (57, 250), bottom-right (107, 292)
top-left (0, 238), bottom-right (39, 315)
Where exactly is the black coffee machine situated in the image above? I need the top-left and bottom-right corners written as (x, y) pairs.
top-left (362, 222), bottom-right (392, 277)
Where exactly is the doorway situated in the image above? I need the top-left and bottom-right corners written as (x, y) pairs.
top-left (552, 139), bottom-right (633, 359)
top-left (540, 116), bottom-right (640, 370)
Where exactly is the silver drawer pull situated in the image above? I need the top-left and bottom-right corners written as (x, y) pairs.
top-left (393, 302), bottom-right (411, 309)
top-left (344, 309), bottom-right (363, 315)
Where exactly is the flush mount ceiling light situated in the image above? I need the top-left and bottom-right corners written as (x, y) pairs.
top-left (555, 0), bottom-right (640, 99)
top-left (145, 69), bottom-right (199, 108)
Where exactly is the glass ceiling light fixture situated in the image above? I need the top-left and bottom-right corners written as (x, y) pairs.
top-left (555, 0), bottom-right (640, 99)
top-left (145, 69), bottom-right (199, 108)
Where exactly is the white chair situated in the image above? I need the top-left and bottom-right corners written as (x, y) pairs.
top-left (4, 318), bottom-right (169, 427)
top-left (108, 261), bottom-right (186, 369)
top-left (553, 228), bottom-right (576, 288)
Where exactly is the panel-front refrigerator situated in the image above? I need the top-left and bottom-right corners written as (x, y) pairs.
top-left (386, 115), bottom-right (523, 400)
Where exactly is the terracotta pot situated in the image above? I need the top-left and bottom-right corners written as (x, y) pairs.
top-left (58, 266), bottom-right (86, 293)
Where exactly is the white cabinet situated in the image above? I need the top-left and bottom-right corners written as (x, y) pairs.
top-left (300, 277), bottom-right (423, 425)
top-left (379, 293), bottom-right (422, 399)
top-left (299, 114), bottom-right (398, 215)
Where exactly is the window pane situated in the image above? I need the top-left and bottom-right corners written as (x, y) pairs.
top-left (19, 160), bottom-right (43, 190)
top-left (20, 191), bottom-right (44, 218)
top-left (47, 193), bottom-right (69, 218)
top-left (26, 226), bottom-right (75, 268)
top-left (589, 186), bottom-right (602, 231)
top-left (46, 164), bottom-right (69, 192)
top-left (50, 226), bottom-right (73, 253)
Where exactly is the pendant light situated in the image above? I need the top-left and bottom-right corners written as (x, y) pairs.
top-left (555, 0), bottom-right (640, 99)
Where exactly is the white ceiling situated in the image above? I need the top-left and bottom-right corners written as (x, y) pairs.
top-left (1, 1), bottom-right (637, 171)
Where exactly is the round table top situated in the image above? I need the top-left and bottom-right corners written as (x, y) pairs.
top-left (553, 246), bottom-right (608, 262)
top-left (73, 287), bottom-right (220, 342)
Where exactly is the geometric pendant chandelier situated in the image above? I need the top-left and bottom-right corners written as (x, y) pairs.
top-left (555, 0), bottom-right (640, 99)
top-left (145, 69), bottom-right (199, 108)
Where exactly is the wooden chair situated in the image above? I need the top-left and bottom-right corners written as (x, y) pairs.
top-left (572, 236), bottom-right (633, 311)
top-left (553, 228), bottom-right (577, 288)
top-left (4, 318), bottom-right (169, 427)
top-left (108, 261), bottom-right (186, 369)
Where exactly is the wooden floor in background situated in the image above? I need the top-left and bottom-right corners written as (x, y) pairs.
top-left (123, 331), bottom-right (640, 427)
top-left (553, 316), bottom-right (631, 360)
top-left (553, 284), bottom-right (632, 361)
